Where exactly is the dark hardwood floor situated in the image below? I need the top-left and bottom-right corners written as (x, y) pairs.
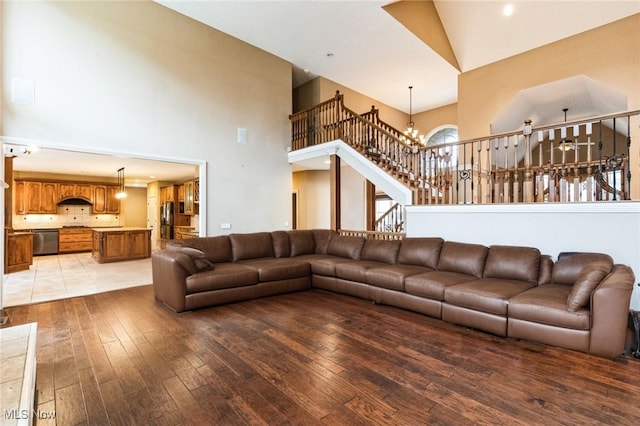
top-left (3, 285), bottom-right (640, 425)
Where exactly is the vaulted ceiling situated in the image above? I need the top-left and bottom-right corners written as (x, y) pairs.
top-left (156, 0), bottom-right (640, 113)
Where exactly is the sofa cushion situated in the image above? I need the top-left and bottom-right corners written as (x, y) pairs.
top-left (397, 238), bottom-right (443, 269)
top-left (551, 252), bottom-right (613, 285)
top-left (437, 241), bottom-right (488, 278)
top-left (335, 260), bottom-right (386, 283)
top-left (444, 278), bottom-right (536, 315)
top-left (566, 264), bottom-right (611, 312)
top-left (289, 230), bottom-right (315, 256)
top-left (271, 231), bottom-right (290, 258)
top-left (360, 239), bottom-right (401, 264)
top-left (483, 245), bottom-right (540, 283)
top-left (405, 271), bottom-right (476, 301)
top-left (309, 256), bottom-right (354, 277)
top-left (538, 255), bottom-right (554, 285)
top-left (174, 235), bottom-right (232, 263)
top-left (366, 264), bottom-right (430, 291)
top-left (238, 258), bottom-right (311, 282)
top-left (327, 235), bottom-right (365, 260)
top-left (509, 284), bottom-right (590, 330)
top-left (229, 232), bottom-right (274, 261)
top-left (313, 229), bottom-right (336, 254)
top-left (185, 263), bottom-right (258, 294)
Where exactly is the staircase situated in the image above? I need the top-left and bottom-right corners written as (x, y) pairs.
top-left (290, 91), bottom-right (446, 206)
top-left (290, 91), bottom-right (638, 206)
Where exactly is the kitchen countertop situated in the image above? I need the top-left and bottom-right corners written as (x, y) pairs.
top-left (92, 227), bottom-right (150, 233)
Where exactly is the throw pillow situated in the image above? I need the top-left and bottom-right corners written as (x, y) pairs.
top-left (171, 247), bottom-right (215, 272)
top-left (566, 265), bottom-right (609, 312)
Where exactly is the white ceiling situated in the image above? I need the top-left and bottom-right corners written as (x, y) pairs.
top-left (5, 143), bottom-right (199, 186)
top-left (6, 1), bottom-right (639, 180)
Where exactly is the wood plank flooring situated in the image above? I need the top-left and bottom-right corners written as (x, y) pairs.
top-left (3, 285), bottom-right (640, 425)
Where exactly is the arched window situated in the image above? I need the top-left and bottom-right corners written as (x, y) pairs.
top-left (425, 125), bottom-right (458, 147)
top-left (423, 125), bottom-right (459, 169)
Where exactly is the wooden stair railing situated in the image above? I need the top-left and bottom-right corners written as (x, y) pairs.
top-left (291, 92), bottom-right (640, 205)
top-left (374, 202), bottom-right (405, 233)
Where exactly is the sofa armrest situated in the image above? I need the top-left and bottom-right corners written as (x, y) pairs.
top-left (151, 250), bottom-right (194, 312)
top-left (589, 264), bottom-right (635, 357)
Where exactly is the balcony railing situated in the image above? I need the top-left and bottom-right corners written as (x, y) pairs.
top-left (290, 91), bottom-right (639, 205)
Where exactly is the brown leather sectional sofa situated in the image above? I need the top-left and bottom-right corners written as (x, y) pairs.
top-left (151, 229), bottom-right (635, 358)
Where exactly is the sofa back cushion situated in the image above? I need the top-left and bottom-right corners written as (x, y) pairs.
top-left (437, 241), bottom-right (488, 278)
top-left (483, 245), bottom-right (541, 283)
top-left (174, 236), bottom-right (232, 263)
top-left (271, 231), bottom-right (290, 258)
top-left (538, 255), bottom-right (554, 285)
top-left (229, 232), bottom-right (274, 261)
top-left (313, 229), bottom-right (336, 254)
top-left (397, 238), bottom-right (443, 269)
top-left (327, 235), bottom-right (365, 260)
top-left (551, 252), bottom-right (614, 285)
top-left (288, 230), bottom-right (315, 257)
top-left (360, 239), bottom-right (401, 264)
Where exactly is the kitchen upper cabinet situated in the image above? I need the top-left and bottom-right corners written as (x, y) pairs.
top-left (178, 185), bottom-right (185, 202)
top-left (16, 181), bottom-right (58, 214)
top-left (59, 183), bottom-right (92, 201)
top-left (93, 185), bottom-right (121, 214)
top-left (183, 180), bottom-right (199, 216)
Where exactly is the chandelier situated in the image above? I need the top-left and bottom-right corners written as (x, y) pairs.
top-left (403, 86), bottom-right (426, 145)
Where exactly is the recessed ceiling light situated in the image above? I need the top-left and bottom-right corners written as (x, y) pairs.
top-left (503, 4), bottom-right (514, 17)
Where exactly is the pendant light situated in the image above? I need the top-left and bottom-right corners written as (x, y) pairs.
top-left (115, 167), bottom-right (128, 199)
top-left (403, 86), bottom-right (425, 145)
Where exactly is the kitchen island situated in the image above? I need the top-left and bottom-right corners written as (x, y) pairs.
top-left (92, 227), bottom-right (151, 263)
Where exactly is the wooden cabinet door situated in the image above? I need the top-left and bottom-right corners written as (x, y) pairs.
top-left (104, 233), bottom-right (126, 259)
top-left (75, 184), bottom-right (93, 201)
top-left (41, 182), bottom-right (58, 213)
top-left (15, 181), bottom-right (27, 214)
top-left (128, 231), bottom-right (150, 258)
top-left (93, 185), bottom-right (107, 213)
top-left (106, 186), bottom-right (120, 214)
top-left (25, 182), bottom-right (43, 213)
top-left (184, 181), bottom-right (194, 215)
top-left (178, 185), bottom-right (185, 202)
top-left (58, 183), bottom-right (75, 199)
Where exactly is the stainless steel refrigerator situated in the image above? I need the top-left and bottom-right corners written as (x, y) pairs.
top-left (160, 202), bottom-right (174, 239)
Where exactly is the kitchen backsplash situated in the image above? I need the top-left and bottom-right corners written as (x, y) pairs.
top-left (14, 205), bottom-right (121, 229)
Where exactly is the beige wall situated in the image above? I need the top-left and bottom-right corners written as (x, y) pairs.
top-left (2, 0), bottom-right (293, 234)
top-left (340, 164), bottom-right (367, 230)
top-left (291, 170), bottom-right (330, 229)
top-left (413, 102), bottom-right (458, 139)
top-left (122, 186), bottom-right (147, 228)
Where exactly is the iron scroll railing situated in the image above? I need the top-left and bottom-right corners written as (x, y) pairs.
top-left (290, 92), bottom-right (639, 205)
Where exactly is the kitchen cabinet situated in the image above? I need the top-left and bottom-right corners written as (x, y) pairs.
top-left (5, 231), bottom-right (34, 273)
top-left (183, 180), bottom-right (199, 216)
top-left (15, 181), bottom-right (58, 214)
top-left (178, 185), bottom-right (185, 202)
top-left (92, 228), bottom-right (151, 263)
top-left (59, 228), bottom-right (93, 253)
top-left (93, 185), bottom-right (120, 214)
top-left (59, 183), bottom-right (92, 201)
top-left (160, 185), bottom-right (176, 204)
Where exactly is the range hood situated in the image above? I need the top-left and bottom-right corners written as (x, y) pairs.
top-left (57, 198), bottom-right (92, 206)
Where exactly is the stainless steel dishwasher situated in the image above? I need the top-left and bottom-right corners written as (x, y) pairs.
top-left (32, 229), bottom-right (59, 255)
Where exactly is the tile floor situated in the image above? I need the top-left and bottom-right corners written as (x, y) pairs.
top-left (3, 252), bottom-right (152, 307)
